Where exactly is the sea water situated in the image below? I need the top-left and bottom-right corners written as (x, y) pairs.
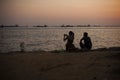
top-left (0, 27), bottom-right (120, 53)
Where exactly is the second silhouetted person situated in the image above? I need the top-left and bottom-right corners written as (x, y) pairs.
top-left (80, 32), bottom-right (92, 50)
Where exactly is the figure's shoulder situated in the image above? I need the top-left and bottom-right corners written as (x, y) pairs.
top-left (88, 37), bottom-right (92, 41)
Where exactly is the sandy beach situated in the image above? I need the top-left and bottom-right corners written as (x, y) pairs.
top-left (0, 47), bottom-right (120, 80)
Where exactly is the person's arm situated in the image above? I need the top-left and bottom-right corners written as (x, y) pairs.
top-left (80, 37), bottom-right (83, 43)
top-left (63, 34), bottom-right (68, 41)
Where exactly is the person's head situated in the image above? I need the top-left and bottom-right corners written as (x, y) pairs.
top-left (69, 31), bottom-right (74, 36)
top-left (83, 32), bottom-right (88, 37)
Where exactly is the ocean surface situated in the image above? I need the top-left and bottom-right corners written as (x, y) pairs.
top-left (0, 27), bottom-right (120, 53)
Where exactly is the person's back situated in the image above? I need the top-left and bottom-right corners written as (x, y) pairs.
top-left (80, 32), bottom-right (92, 50)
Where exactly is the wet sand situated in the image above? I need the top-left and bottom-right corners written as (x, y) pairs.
top-left (0, 47), bottom-right (120, 80)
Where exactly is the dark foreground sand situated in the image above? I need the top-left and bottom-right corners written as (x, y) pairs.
top-left (0, 47), bottom-right (120, 80)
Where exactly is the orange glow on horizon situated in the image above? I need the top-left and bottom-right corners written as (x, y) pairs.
top-left (0, 0), bottom-right (120, 25)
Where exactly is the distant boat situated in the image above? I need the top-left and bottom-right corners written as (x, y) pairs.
top-left (0, 24), bottom-right (19, 28)
top-left (33, 25), bottom-right (48, 27)
top-left (77, 24), bottom-right (91, 27)
top-left (61, 25), bottom-right (74, 27)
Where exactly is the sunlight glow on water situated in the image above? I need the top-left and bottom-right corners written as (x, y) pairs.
top-left (0, 27), bottom-right (120, 53)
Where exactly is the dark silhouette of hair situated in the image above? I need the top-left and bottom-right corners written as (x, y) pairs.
top-left (69, 31), bottom-right (74, 36)
top-left (84, 32), bottom-right (88, 37)
top-left (80, 32), bottom-right (92, 50)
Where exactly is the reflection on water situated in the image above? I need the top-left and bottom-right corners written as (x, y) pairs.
top-left (0, 27), bottom-right (120, 53)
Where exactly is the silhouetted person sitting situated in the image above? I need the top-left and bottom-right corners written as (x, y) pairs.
top-left (80, 32), bottom-right (92, 50)
top-left (64, 31), bottom-right (76, 52)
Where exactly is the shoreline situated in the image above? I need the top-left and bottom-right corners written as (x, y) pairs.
top-left (1, 46), bottom-right (120, 54)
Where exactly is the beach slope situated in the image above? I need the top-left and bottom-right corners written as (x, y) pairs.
top-left (0, 47), bottom-right (120, 80)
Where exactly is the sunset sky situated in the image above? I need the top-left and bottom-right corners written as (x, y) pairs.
top-left (0, 0), bottom-right (120, 26)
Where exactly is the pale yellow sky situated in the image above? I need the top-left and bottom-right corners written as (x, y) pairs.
top-left (0, 0), bottom-right (120, 25)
